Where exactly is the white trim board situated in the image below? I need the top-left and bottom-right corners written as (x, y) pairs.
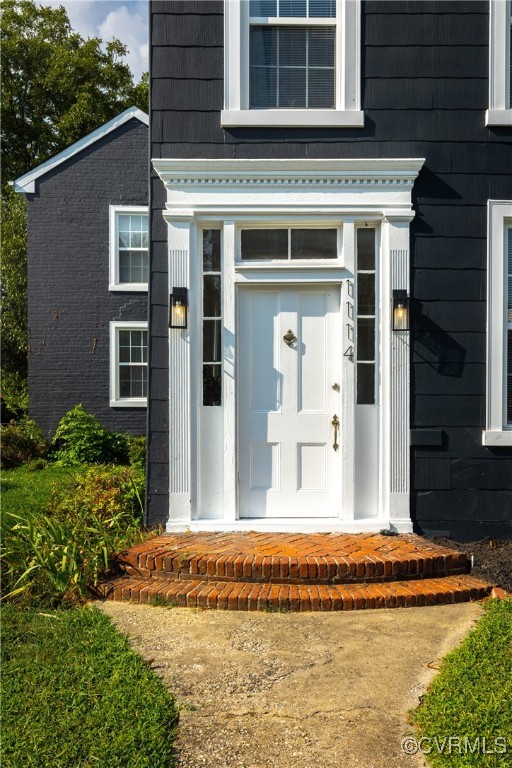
top-left (13, 106), bottom-right (149, 194)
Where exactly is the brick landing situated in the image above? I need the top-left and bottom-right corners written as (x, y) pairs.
top-left (98, 532), bottom-right (494, 611)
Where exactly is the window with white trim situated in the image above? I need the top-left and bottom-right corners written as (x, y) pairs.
top-left (486, 0), bottom-right (512, 126)
top-left (483, 201), bottom-right (512, 445)
top-left (222, 0), bottom-right (363, 127)
top-left (110, 321), bottom-right (148, 407)
top-left (109, 206), bottom-right (149, 291)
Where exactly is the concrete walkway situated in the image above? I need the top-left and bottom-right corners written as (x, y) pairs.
top-left (99, 600), bottom-right (482, 768)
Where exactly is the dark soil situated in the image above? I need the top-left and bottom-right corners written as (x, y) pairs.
top-left (428, 537), bottom-right (512, 593)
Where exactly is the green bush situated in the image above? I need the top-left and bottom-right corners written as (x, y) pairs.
top-left (0, 418), bottom-right (46, 469)
top-left (127, 434), bottom-right (146, 469)
top-left (1, 465), bottom-right (146, 605)
top-left (0, 370), bottom-right (28, 420)
top-left (51, 404), bottom-right (129, 466)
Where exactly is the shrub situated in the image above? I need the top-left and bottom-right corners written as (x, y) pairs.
top-left (51, 405), bottom-right (128, 466)
top-left (1, 465), bottom-right (146, 605)
top-left (127, 435), bottom-right (146, 469)
top-left (0, 418), bottom-right (46, 469)
top-left (0, 371), bottom-right (28, 421)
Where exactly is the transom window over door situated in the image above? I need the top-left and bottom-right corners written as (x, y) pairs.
top-left (250, 0), bottom-right (336, 109)
top-left (240, 228), bottom-right (339, 260)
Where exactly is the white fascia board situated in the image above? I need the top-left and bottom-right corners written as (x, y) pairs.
top-left (13, 106), bottom-right (149, 194)
top-left (152, 158), bottom-right (425, 185)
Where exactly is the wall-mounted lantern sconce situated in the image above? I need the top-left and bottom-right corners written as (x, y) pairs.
top-left (392, 289), bottom-right (409, 331)
top-left (169, 288), bottom-right (188, 329)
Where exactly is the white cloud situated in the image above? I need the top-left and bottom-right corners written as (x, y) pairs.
top-left (99, 5), bottom-right (148, 81)
top-left (34, 1), bottom-right (148, 81)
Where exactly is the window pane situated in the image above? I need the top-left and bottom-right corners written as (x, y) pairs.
top-left (357, 273), bottom-right (375, 315)
top-left (357, 318), bottom-right (375, 362)
top-left (119, 251), bottom-right (149, 283)
top-left (120, 366), bottom-right (147, 399)
top-left (280, 0), bottom-right (307, 17)
top-left (291, 229), bottom-right (337, 259)
top-left (508, 228), bottom-right (512, 321)
top-left (308, 27), bottom-right (335, 67)
top-left (203, 275), bottom-right (221, 317)
top-left (203, 365), bottom-right (222, 406)
top-left (357, 228), bottom-right (376, 270)
top-left (203, 320), bottom-right (222, 363)
top-left (203, 229), bottom-right (221, 272)
top-left (357, 364), bottom-right (375, 405)
top-left (309, 0), bottom-right (336, 18)
top-left (250, 26), bottom-right (277, 67)
top-left (508, 330), bottom-right (512, 423)
top-left (118, 215), bottom-right (131, 233)
top-left (308, 69), bottom-right (335, 108)
top-left (250, 0), bottom-right (277, 15)
top-left (250, 66), bottom-right (278, 108)
top-left (279, 68), bottom-right (307, 107)
top-left (241, 229), bottom-right (288, 260)
top-left (279, 27), bottom-right (306, 66)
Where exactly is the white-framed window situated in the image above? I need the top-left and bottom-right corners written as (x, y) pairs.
top-left (109, 206), bottom-right (149, 291)
top-left (483, 201), bottom-right (512, 445)
top-left (110, 321), bottom-right (148, 407)
top-left (486, 0), bottom-right (512, 126)
top-left (222, 0), bottom-right (363, 128)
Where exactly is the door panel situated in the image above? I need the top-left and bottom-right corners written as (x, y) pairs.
top-left (239, 286), bottom-right (341, 518)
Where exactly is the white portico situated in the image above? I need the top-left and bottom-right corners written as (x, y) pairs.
top-left (152, 158), bottom-right (424, 533)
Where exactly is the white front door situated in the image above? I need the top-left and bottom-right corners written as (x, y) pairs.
top-left (238, 286), bottom-right (342, 518)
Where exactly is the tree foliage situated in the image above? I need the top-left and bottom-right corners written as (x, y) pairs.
top-left (1, 0), bottom-right (148, 412)
top-left (1, 0), bottom-right (148, 182)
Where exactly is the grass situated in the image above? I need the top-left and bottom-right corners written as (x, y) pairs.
top-left (411, 598), bottom-right (512, 767)
top-left (1, 604), bottom-right (178, 768)
top-left (1, 464), bottom-right (82, 517)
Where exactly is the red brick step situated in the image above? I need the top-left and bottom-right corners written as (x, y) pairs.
top-left (97, 573), bottom-right (492, 611)
top-left (116, 532), bottom-right (469, 585)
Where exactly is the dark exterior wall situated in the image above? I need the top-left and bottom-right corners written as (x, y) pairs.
top-left (149, 0), bottom-right (512, 538)
top-left (27, 118), bottom-right (148, 438)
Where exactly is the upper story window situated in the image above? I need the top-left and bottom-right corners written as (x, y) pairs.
top-left (222, 0), bottom-right (363, 128)
top-left (486, 0), bottom-right (512, 126)
top-left (109, 206), bottom-right (149, 291)
top-left (483, 201), bottom-right (512, 445)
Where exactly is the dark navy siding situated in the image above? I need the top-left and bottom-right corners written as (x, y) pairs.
top-left (27, 119), bottom-right (148, 438)
top-left (149, 0), bottom-right (512, 538)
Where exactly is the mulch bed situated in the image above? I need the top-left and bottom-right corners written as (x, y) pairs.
top-left (428, 537), bottom-right (512, 593)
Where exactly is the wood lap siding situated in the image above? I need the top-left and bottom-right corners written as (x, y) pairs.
top-left (148, 0), bottom-right (512, 538)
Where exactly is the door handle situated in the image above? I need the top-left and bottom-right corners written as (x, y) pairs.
top-left (283, 329), bottom-right (297, 346)
top-left (332, 414), bottom-right (340, 452)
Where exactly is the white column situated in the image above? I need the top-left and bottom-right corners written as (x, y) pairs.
top-left (382, 212), bottom-right (414, 532)
top-left (223, 221), bottom-right (237, 521)
top-left (341, 220), bottom-right (356, 521)
top-left (163, 209), bottom-right (194, 527)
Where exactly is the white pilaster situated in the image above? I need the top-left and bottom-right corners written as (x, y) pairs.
top-left (223, 221), bottom-right (237, 521)
top-left (382, 213), bottom-right (413, 532)
top-left (163, 210), bottom-right (194, 526)
top-left (341, 220), bottom-right (356, 521)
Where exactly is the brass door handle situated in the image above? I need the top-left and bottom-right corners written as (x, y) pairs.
top-left (332, 414), bottom-right (340, 452)
top-left (283, 329), bottom-right (297, 346)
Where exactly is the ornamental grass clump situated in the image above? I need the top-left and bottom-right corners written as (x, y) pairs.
top-left (1, 465), bottom-right (146, 606)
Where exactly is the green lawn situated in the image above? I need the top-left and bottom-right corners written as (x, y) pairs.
top-left (1, 464), bottom-right (81, 517)
top-left (1, 604), bottom-right (178, 768)
top-left (411, 598), bottom-right (512, 767)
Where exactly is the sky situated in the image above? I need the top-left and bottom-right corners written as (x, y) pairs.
top-left (36, 1), bottom-right (149, 81)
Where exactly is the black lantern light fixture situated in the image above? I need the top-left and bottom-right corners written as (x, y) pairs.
top-left (169, 287), bottom-right (188, 329)
top-left (392, 289), bottom-right (409, 331)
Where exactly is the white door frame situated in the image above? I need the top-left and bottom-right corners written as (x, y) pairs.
top-left (153, 158), bottom-right (424, 533)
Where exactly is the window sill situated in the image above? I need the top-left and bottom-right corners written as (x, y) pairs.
top-left (485, 109), bottom-right (512, 127)
top-left (482, 429), bottom-right (512, 446)
top-left (221, 109), bottom-right (365, 128)
top-left (109, 283), bottom-right (148, 292)
top-left (110, 399), bottom-right (147, 408)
